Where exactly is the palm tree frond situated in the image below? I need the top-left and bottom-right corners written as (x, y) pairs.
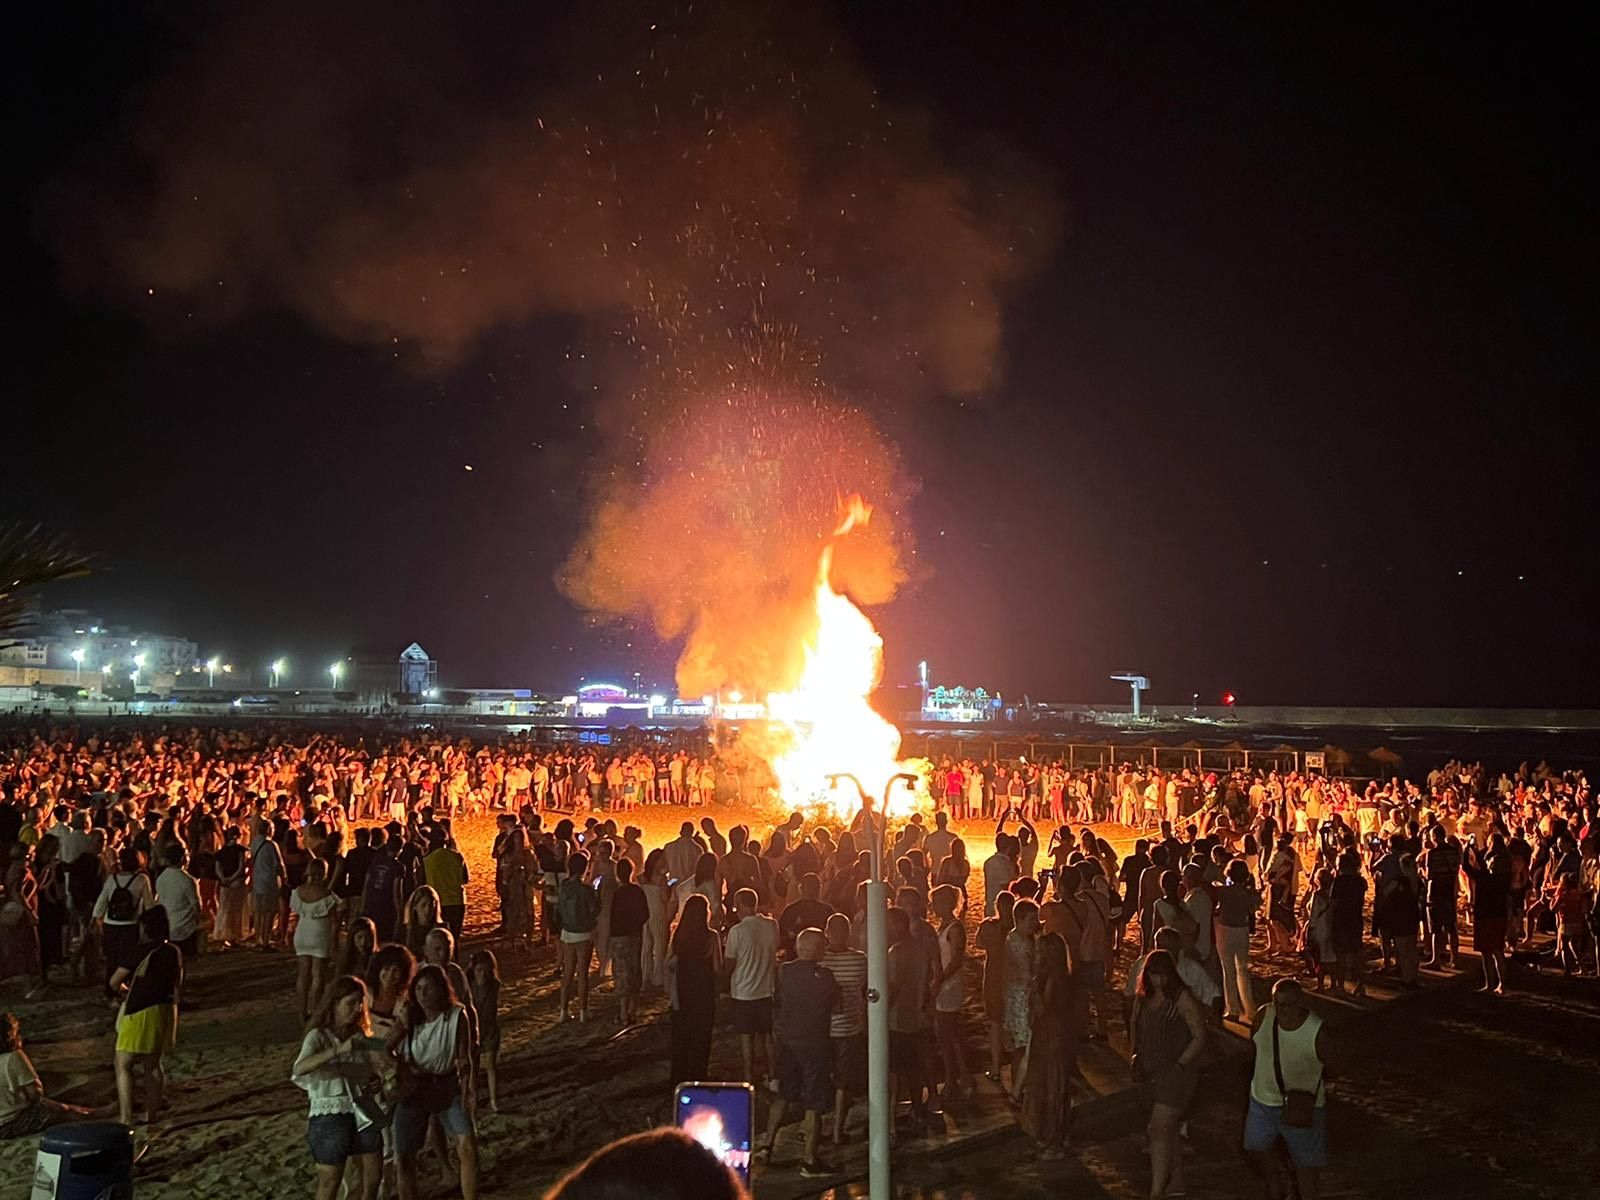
top-left (0, 522), bottom-right (93, 638)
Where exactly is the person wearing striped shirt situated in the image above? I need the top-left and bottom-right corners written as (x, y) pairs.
top-left (820, 913), bottom-right (866, 1146)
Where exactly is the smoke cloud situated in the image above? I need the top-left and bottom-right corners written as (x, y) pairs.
top-left (46, 2), bottom-right (1058, 696)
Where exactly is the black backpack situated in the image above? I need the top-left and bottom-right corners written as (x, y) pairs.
top-left (106, 875), bottom-right (138, 922)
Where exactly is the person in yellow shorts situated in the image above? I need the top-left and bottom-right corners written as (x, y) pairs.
top-left (110, 906), bottom-right (184, 1127)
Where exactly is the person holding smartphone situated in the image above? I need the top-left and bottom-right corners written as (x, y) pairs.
top-left (291, 976), bottom-right (385, 1200)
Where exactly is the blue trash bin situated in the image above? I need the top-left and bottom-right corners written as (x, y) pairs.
top-left (32, 1121), bottom-right (134, 1200)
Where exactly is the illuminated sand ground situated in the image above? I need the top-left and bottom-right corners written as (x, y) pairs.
top-left (3, 807), bottom-right (1597, 1199)
top-left (0, 808), bottom-right (1120, 1198)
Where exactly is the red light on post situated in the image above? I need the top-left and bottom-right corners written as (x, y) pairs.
top-left (1222, 691), bottom-right (1236, 708)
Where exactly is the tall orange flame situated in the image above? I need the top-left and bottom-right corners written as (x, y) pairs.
top-left (765, 496), bottom-right (926, 819)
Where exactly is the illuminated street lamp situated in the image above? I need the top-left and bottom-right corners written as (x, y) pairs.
top-left (207, 656), bottom-right (220, 687)
top-left (825, 771), bottom-right (919, 1200)
top-left (270, 659), bottom-right (286, 689)
top-left (70, 647), bottom-right (86, 684)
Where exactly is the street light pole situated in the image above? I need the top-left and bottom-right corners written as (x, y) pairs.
top-left (827, 771), bottom-right (918, 1200)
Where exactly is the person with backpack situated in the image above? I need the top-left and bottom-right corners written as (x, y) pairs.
top-left (92, 847), bottom-right (152, 995)
top-left (556, 851), bottom-right (602, 1022)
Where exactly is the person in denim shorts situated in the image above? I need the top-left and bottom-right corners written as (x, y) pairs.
top-left (389, 964), bottom-right (478, 1200)
top-left (291, 976), bottom-right (385, 1200)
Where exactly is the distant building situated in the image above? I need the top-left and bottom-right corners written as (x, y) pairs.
top-left (921, 684), bottom-right (998, 722)
top-left (569, 682), bottom-right (649, 719)
top-left (0, 603), bottom-right (195, 693)
top-left (398, 643), bottom-right (435, 696)
top-left (563, 682), bottom-right (685, 720)
top-left (343, 642), bottom-right (438, 707)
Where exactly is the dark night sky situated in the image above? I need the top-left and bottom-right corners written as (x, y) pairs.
top-left (8, 4), bottom-right (1597, 707)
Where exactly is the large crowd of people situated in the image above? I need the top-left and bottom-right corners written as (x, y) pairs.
top-left (0, 718), bottom-right (1594, 1198)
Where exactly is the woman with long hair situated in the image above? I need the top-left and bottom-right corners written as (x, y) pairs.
top-left (672, 853), bottom-right (718, 929)
top-left (1002, 899), bottom-right (1041, 1100)
top-left (365, 943), bottom-right (417, 1039)
top-left (401, 886), bottom-right (446, 960)
top-left (0, 1011), bottom-right (97, 1139)
top-left (1214, 858), bottom-right (1261, 1022)
top-left (639, 848), bottom-right (671, 989)
top-left (498, 828), bottom-right (535, 956)
top-left (188, 811), bottom-right (220, 918)
top-left (666, 893), bottom-right (721, 1086)
top-left (335, 917), bottom-right (379, 982)
top-left (1304, 868), bottom-right (1336, 990)
top-left (277, 821), bottom-right (309, 950)
top-left (557, 852), bottom-right (602, 1022)
top-left (291, 976), bottom-right (384, 1200)
top-left (934, 837), bottom-right (971, 914)
top-left (93, 845), bottom-right (152, 994)
top-left (291, 859), bottom-right (343, 1021)
top-left (213, 826), bottom-right (249, 948)
top-left (1130, 949), bottom-right (1207, 1199)
top-left (389, 964), bottom-right (478, 1200)
top-left (1381, 852), bottom-right (1423, 988)
top-left (466, 950), bottom-right (502, 1112)
top-left (831, 831), bottom-right (857, 889)
top-left (1020, 931), bottom-right (1076, 1159)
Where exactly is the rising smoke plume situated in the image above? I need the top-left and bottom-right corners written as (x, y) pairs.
top-left (45, 2), bottom-right (1058, 697)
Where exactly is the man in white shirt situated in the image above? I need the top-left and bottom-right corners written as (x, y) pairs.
top-left (46, 806), bottom-right (90, 865)
top-left (1181, 863), bottom-right (1214, 962)
top-left (663, 822), bottom-right (702, 888)
top-left (155, 846), bottom-right (203, 958)
top-left (723, 888), bottom-right (777, 1087)
top-left (982, 834), bottom-right (1018, 917)
top-left (931, 884), bottom-right (972, 1103)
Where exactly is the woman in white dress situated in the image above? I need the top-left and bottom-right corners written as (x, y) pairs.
top-left (291, 860), bottom-right (343, 1022)
top-left (639, 849), bottom-right (671, 988)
